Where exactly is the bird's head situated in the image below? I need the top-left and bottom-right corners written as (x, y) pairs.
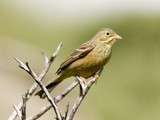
top-left (94, 28), bottom-right (122, 46)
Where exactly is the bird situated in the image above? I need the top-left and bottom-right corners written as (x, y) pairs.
top-left (36, 28), bottom-right (122, 98)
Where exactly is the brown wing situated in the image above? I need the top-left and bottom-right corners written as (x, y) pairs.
top-left (56, 41), bottom-right (95, 75)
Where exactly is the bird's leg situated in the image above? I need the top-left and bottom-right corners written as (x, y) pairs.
top-left (92, 68), bottom-right (103, 84)
top-left (96, 68), bottom-right (103, 76)
top-left (76, 76), bottom-right (87, 96)
top-left (76, 68), bottom-right (103, 95)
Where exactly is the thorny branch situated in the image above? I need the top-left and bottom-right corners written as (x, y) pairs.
top-left (27, 80), bottom-right (78, 120)
top-left (8, 42), bottom-right (62, 120)
top-left (9, 42), bottom-right (101, 120)
top-left (21, 93), bottom-right (27, 120)
top-left (66, 70), bottom-right (102, 120)
top-left (13, 105), bottom-right (22, 120)
top-left (26, 63), bottom-right (63, 120)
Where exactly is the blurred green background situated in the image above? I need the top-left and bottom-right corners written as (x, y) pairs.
top-left (1, 1), bottom-right (160, 120)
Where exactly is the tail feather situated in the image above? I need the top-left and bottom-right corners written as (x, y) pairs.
top-left (35, 76), bottom-right (63, 99)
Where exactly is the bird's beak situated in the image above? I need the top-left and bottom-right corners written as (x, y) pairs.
top-left (114, 34), bottom-right (122, 40)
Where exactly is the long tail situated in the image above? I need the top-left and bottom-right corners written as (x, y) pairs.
top-left (35, 76), bottom-right (63, 99)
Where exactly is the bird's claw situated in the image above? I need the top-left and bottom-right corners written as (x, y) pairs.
top-left (76, 76), bottom-right (87, 96)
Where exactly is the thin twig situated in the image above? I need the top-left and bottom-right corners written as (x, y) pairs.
top-left (13, 105), bottom-right (22, 120)
top-left (55, 80), bottom-right (78, 103)
top-left (66, 71), bottom-right (101, 120)
top-left (27, 80), bottom-right (78, 120)
top-left (30, 71), bottom-right (62, 120)
top-left (64, 102), bottom-right (70, 119)
top-left (32, 74), bottom-right (62, 120)
top-left (10, 42), bottom-right (102, 120)
top-left (8, 42), bottom-right (62, 120)
top-left (21, 93), bottom-right (27, 120)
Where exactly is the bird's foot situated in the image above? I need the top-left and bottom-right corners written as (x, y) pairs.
top-left (76, 76), bottom-right (87, 96)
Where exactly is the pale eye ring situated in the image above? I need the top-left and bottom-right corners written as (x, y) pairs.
top-left (106, 32), bottom-right (110, 35)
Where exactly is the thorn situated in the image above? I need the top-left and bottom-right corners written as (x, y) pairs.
top-left (41, 51), bottom-right (49, 65)
top-left (14, 58), bottom-right (29, 72)
top-left (52, 42), bottom-right (63, 58)
top-left (25, 62), bottom-right (31, 71)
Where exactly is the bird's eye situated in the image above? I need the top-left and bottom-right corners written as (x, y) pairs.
top-left (106, 32), bottom-right (110, 35)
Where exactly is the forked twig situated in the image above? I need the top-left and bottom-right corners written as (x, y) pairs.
top-left (8, 42), bottom-right (62, 120)
top-left (30, 69), bottom-right (62, 120)
top-left (21, 93), bottom-right (27, 120)
top-left (9, 42), bottom-right (102, 120)
top-left (27, 80), bottom-right (78, 120)
top-left (13, 105), bottom-right (22, 120)
top-left (66, 70), bottom-right (101, 120)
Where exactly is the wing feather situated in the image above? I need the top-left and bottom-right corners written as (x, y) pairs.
top-left (56, 41), bottom-right (95, 74)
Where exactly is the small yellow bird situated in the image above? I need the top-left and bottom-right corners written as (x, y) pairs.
top-left (36, 28), bottom-right (122, 98)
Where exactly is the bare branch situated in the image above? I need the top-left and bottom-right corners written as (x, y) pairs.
top-left (55, 80), bottom-right (78, 103)
top-left (31, 74), bottom-right (62, 120)
top-left (10, 42), bottom-right (101, 120)
top-left (21, 93), bottom-right (27, 120)
top-left (13, 105), bottom-right (22, 120)
top-left (14, 58), bottom-right (30, 73)
top-left (51, 42), bottom-right (63, 62)
top-left (41, 52), bottom-right (49, 66)
top-left (8, 43), bottom-right (62, 120)
top-left (64, 103), bottom-right (70, 119)
top-left (27, 72), bottom-right (99, 120)
top-left (27, 80), bottom-right (78, 120)
top-left (66, 72), bottom-right (101, 120)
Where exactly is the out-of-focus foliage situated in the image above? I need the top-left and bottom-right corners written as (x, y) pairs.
top-left (1, 2), bottom-right (160, 120)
